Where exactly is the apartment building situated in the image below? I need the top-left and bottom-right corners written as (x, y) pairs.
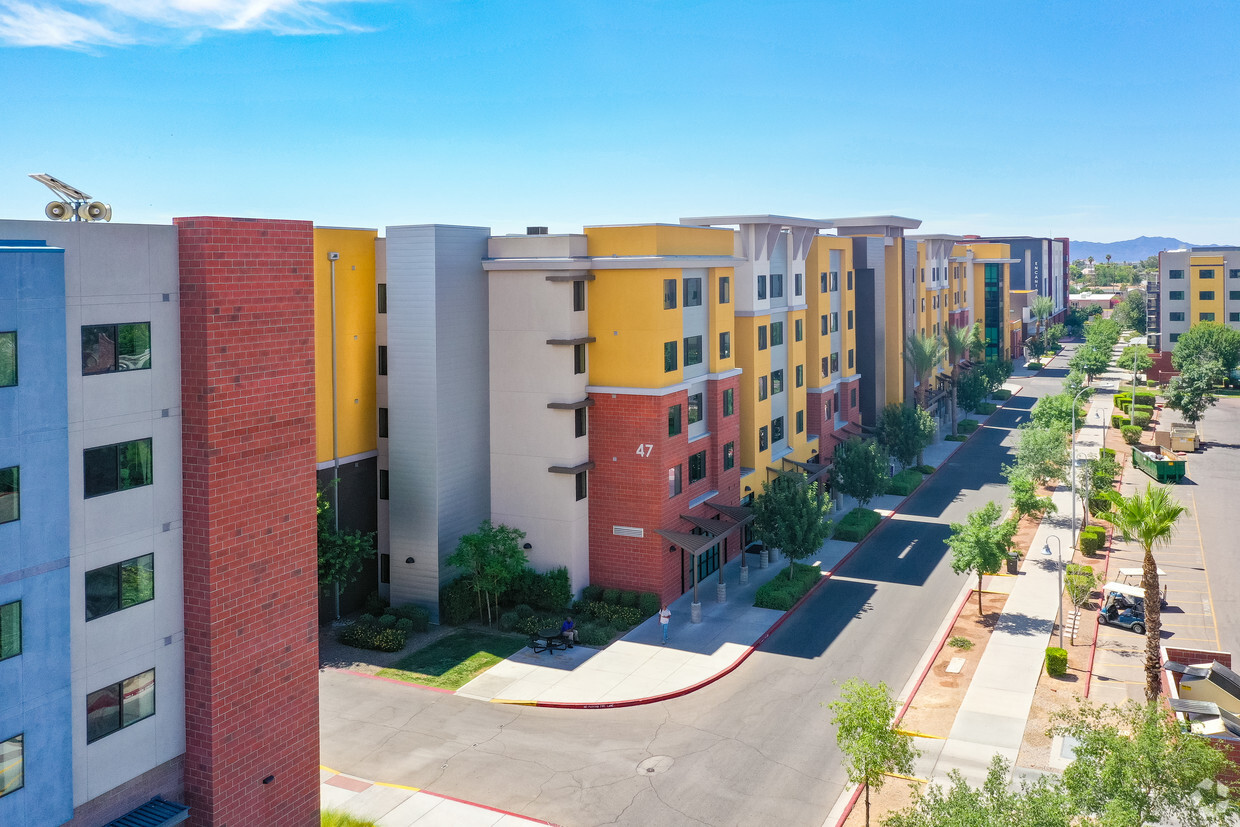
top-left (1150, 247), bottom-right (1240, 355)
top-left (969, 235), bottom-right (1070, 323)
top-left (0, 217), bottom-right (320, 827)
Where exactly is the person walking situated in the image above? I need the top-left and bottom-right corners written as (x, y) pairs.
top-left (659, 604), bottom-right (671, 644)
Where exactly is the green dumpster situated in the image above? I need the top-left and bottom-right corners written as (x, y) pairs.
top-left (1131, 446), bottom-right (1186, 484)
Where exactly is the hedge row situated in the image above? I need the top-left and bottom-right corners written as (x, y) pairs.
top-left (833, 507), bottom-right (882, 542)
top-left (1079, 525), bottom-right (1107, 555)
top-left (440, 566), bottom-right (574, 626)
top-left (753, 563), bottom-right (822, 611)
top-left (886, 469), bottom-right (925, 496)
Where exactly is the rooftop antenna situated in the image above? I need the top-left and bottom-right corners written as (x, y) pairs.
top-left (29, 173), bottom-right (111, 222)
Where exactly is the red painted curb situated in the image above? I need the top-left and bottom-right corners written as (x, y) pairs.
top-left (413, 788), bottom-right (559, 825)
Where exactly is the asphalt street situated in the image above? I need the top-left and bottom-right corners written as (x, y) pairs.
top-left (320, 353), bottom-right (1072, 827)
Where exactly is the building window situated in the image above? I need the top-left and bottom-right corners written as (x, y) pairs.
top-left (1169, 269), bottom-right (1184, 279)
top-left (574, 343), bottom-right (587, 374)
top-left (795, 319), bottom-right (803, 342)
top-left (684, 335), bottom-right (703, 367)
top-left (689, 451), bottom-right (706, 483)
top-left (1200, 313), bottom-right (1216, 322)
top-left (757, 275), bottom-right (767, 300)
top-left (1170, 291), bottom-right (1185, 301)
top-left (0, 331), bottom-right (14, 387)
top-left (770, 273), bottom-right (784, 299)
top-left (831, 271), bottom-right (840, 292)
top-left (794, 273), bottom-right (803, 296)
top-left (757, 326), bottom-right (767, 350)
top-left (795, 364), bottom-right (804, 387)
top-left (770, 322), bottom-right (784, 346)
top-left (85, 554), bottom-right (154, 621)
top-left (771, 416), bottom-right (784, 442)
top-left (796, 410), bottom-right (804, 434)
top-left (719, 331), bottom-right (731, 359)
top-left (850, 387), bottom-right (857, 408)
top-left (723, 389), bottom-right (734, 416)
top-left (1170, 333), bottom-right (1181, 343)
top-left (377, 283), bottom-right (387, 314)
top-left (1231, 313), bottom-right (1240, 323)
top-left (933, 295), bottom-right (939, 309)
top-left (1231, 292), bottom-right (1240, 301)
top-left (574, 406), bottom-right (587, 438)
top-left (0, 601), bottom-right (19, 661)
top-left (1230, 270), bottom-right (1240, 280)
top-left (669, 465), bottom-right (682, 498)
top-left (379, 554), bottom-right (391, 584)
top-left (1200, 269), bottom-right (1215, 279)
top-left (820, 272), bottom-right (829, 293)
top-left (378, 407), bottom-right (388, 438)
top-left (848, 349), bottom-right (854, 369)
top-left (81, 322), bottom-right (151, 375)
top-left (758, 376), bottom-right (768, 401)
top-left (821, 315), bottom-right (829, 336)
top-left (847, 310), bottom-right (854, 330)
top-left (1169, 312), bottom-right (1185, 321)
top-left (378, 469), bottom-right (389, 500)
top-left (825, 397), bottom-right (833, 420)
top-left (87, 669), bottom-right (156, 744)
top-left (575, 470), bottom-right (588, 501)
top-left (723, 442), bottom-right (735, 470)
top-left (719, 276), bottom-right (731, 304)
top-left (771, 369), bottom-right (784, 395)
top-left (0, 466), bottom-right (17, 524)
top-left (830, 352), bottom-right (839, 374)
top-left (831, 312), bottom-right (839, 333)
top-left (0, 734), bottom-right (22, 798)
top-left (378, 345), bottom-right (388, 375)
top-left (688, 393), bottom-right (703, 425)
top-left (573, 280), bottom-right (586, 312)
top-left (921, 298), bottom-right (925, 312)
top-left (758, 426), bottom-right (768, 452)
top-left (683, 277), bottom-right (702, 307)
top-left (847, 270), bottom-right (853, 290)
top-left (1200, 291), bottom-right (1215, 301)
top-left (84, 439), bottom-right (152, 498)
top-left (668, 404), bottom-right (682, 437)
top-left (664, 279), bottom-right (677, 310)
top-left (664, 341), bottom-right (678, 372)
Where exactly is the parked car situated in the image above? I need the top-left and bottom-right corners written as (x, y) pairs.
top-left (1098, 582), bottom-right (1147, 634)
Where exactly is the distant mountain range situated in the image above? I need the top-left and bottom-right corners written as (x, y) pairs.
top-left (1071, 236), bottom-right (1235, 264)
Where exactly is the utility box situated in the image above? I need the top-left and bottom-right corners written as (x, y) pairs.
top-left (1169, 423), bottom-right (1200, 453)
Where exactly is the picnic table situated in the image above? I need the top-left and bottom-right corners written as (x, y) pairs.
top-left (529, 627), bottom-right (568, 654)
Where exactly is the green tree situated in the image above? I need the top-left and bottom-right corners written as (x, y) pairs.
top-left (1030, 392), bottom-right (1085, 434)
top-left (979, 358), bottom-right (1013, 395)
top-left (1077, 454), bottom-right (1121, 529)
top-left (447, 520), bottom-right (528, 625)
top-left (1014, 425), bottom-right (1069, 487)
top-left (883, 755), bottom-right (1072, 827)
top-left (1062, 369), bottom-right (1089, 400)
top-left (875, 403), bottom-right (936, 469)
top-left (751, 473), bottom-right (833, 581)
top-left (830, 437), bottom-right (891, 509)
top-left (1117, 343), bottom-right (1153, 374)
top-left (1026, 334), bottom-right (1048, 361)
top-left (1068, 344), bottom-right (1110, 382)
top-left (828, 678), bottom-right (919, 827)
top-left (955, 368), bottom-right (988, 417)
top-left (1063, 566), bottom-right (1097, 644)
top-left (948, 501), bottom-right (1017, 614)
top-left (1110, 485), bottom-right (1186, 701)
top-left (1112, 289), bottom-right (1147, 334)
top-left (903, 332), bottom-right (946, 409)
top-left (943, 323), bottom-right (976, 437)
top-left (1052, 700), bottom-right (1238, 826)
top-left (1044, 322), bottom-right (1066, 351)
top-left (1031, 295), bottom-right (1055, 338)
top-left (1170, 321), bottom-right (1240, 375)
top-left (1004, 467), bottom-right (1057, 522)
top-left (317, 486), bottom-right (377, 620)
top-left (1165, 359), bottom-right (1224, 426)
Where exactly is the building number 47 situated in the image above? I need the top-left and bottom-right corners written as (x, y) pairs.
top-left (635, 444), bottom-right (654, 457)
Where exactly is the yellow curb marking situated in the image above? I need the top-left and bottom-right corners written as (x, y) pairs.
top-left (1189, 490), bottom-right (1222, 649)
top-left (320, 765), bottom-right (422, 793)
top-left (895, 728), bottom-right (945, 740)
top-left (492, 698), bottom-right (538, 705)
top-left (884, 772), bottom-right (929, 783)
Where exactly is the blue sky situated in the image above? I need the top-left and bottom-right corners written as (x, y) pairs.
top-left (2, 1), bottom-right (1237, 243)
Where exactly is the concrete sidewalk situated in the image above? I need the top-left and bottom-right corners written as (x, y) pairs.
top-left (455, 391), bottom-right (1017, 707)
top-left (321, 767), bottom-right (554, 826)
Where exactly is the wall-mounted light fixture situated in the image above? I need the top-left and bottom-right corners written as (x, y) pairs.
top-left (405, 557), bottom-right (415, 564)
top-left (523, 543), bottom-right (533, 550)
top-left (262, 775), bottom-right (275, 785)
top-left (669, 545), bottom-right (676, 552)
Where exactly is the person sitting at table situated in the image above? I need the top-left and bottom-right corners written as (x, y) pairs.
top-left (561, 616), bottom-right (577, 647)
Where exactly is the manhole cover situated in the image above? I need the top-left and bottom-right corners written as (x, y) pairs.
top-left (636, 755), bottom-right (674, 776)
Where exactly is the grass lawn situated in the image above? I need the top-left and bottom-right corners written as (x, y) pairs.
top-left (376, 631), bottom-right (526, 690)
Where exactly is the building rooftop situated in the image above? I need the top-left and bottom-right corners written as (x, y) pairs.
top-left (679, 214), bottom-right (834, 229)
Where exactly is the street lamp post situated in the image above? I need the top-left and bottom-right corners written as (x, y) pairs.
top-left (1069, 384), bottom-right (1091, 555)
top-left (1042, 535), bottom-right (1064, 649)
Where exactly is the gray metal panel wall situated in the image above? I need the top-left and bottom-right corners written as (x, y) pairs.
top-left (852, 237), bottom-right (886, 427)
top-left (384, 224), bottom-right (491, 622)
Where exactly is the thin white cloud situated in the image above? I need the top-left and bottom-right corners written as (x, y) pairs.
top-left (0, 0), bottom-right (369, 47)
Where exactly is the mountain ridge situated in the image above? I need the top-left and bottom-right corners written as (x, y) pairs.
top-left (1071, 236), bottom-right (1235, 263)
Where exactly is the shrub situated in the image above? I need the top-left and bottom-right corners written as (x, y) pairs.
top-left (947, 636), bottom-right (974, 650)
top-left (376, 613), bottom-right (397, 628)
top-left (389, 603), bottom-right (430, 633)
top-left (637, 592), bottom-right (661, 618)
top-left (1132, 411), bottom-right (1151, 429)
top-left (514, 615), bottom-right (546, 636)
top-left (1147, 379), bottom-right (1158, 388)
top-left (1134, 391), bottom-right (1155, 407)
top-left (753, 563), bottom-right (822, 611)
top-left (946, 434), bottom-right (968, 442)
top-left (515, 603), bottom-right (535, 619)
top-left (1111, 414), bottom-right (1130, 429)
top-left (916, 464), bottom-right (935, 474)
top-left (886, 469), bottom-right (924, 496)
top-left (394, 617), bottom-right (414, 633)
top-left (959, 419), bottom-right (979, 434)
top-left (356, 613), bottom-right (377, 625)
top-left (362, 590), bottom-right (388, 617)
top-left (976, 402), bottom-right (998, 414)
top-left (619, 590), bottom-right (639, 609)
top-left (992, 389), bottom-right (1012, 401)
top-left (439, 575), bottom-right (477, 626)
top-left (581, 584), bottom-right (604, 603)
top-left (1099, 447), bottom-right (1116, 460)
top-left (339, 621), bottom-right (407, 653)
top-left (504, 566), bottom-right (572, 612)
top-left (1132, 404), bottom-right (1154, 415)
top-left (832, 507), bottom-right (882, 542)
top-left (1122, 425), bottom-right (1142, 444)
top-left (1089, 497), bottom-right (1112, 517)
top-left (576, 622), bottom-right (612, 647)
top-left (1025, 361), bottom-right (1042, 370)
top-left (577, 601), bottom-right (642, 628)
top-left (1045, 647), bottom-right (1068, 677)
top-left (1066, 563), bottom-right (1094, 577)
top-left (602, 588), bottom-right (621, 605)
top-left (1079, 526), bottom-right (1106, 555)
top-left (498, 611), bottom-right (518, 632)
top-left (1114, 393), bottom-right (1131, 407)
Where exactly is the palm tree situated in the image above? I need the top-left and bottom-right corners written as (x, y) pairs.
top-left (903, 332), bottom-right (946, 410)
top-left (1031, 295), bottom-right (1055, 339)
top-left (943, 323), bottom-right (975, 437)
top-left (1109, 484), bottom-right (1187, 702)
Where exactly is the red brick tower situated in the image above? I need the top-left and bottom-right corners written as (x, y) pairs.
top-left (176, 217), bottom-right (320, 827)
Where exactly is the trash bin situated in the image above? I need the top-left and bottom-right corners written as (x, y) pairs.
top-left (1006, 552), bottom-right (1020, 574)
